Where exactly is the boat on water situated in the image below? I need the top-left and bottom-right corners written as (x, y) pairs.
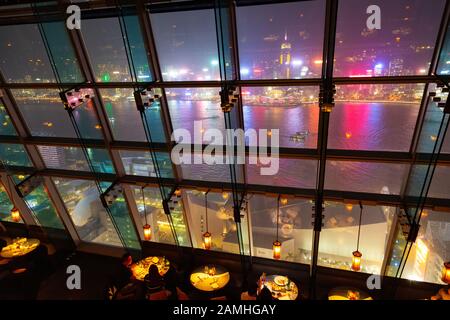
top-left (289, 131), bottom-right (310, 142)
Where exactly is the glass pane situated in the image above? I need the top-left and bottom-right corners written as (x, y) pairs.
top-left (151, 9), bottom-right (220, 81)
top-left (81, 17), bottom-right (148, 82)
top-left (167, 88), bottom-right (224, 140)
top-left (329, 84), bottom-right (424, 151)
top-left (0, 24), bottom-right (56, 83)
top-left (53, 178), bottom-right (122, 247)
top-left (249, 194), bottom-right (313, 263)
top-left (184, 190), bottom-right (250, 254)
top-left (107, 193), bottom-right (141, 250)
top-left (334, 0), bottom-right (445, 77)
top-left (12, 89), bottom-right (102, 139)
top-left (401, 209), bottom-right (450, 284)
top-left (436, 19), bottom-right (450, 75)
top-left (247, 158), bottom-right (317, 189)
top-left (100, 88), bottom-right (146, 141)
top-left (180, 153), bottom-right (231, 183)
top-left (428, 166), bottom-right (450, 199)
top-left (0, 183), bottom-right (23, 223)
top-left (0, 100), bottom-right (17, 136)
top-left (0, 143), bottom-right (32, 167)
top-left (41, 21), bottom-right (84, 83)
top-left (237, 1), bottom-right (325, 79)
top-left (120, 150), bottom-right (173, 178)
top-left (416, 84), bottom-right (448, 153)
top-left (123, 15), bottom-right (152, 81)
top-left (318, 202), bottom-right (395, 274)
top-left (38, 145), bottom-right (115, 174)
top-left (131, 186), bottom-right (190, 246)
top-left (242, 86), bottom-right (319, 148)
top-left (24, 184), bottom-right (64, 229)
top-left (325, 161), bottom-right (408, 194)
top-left (385, 222), bottom-right (408, 277)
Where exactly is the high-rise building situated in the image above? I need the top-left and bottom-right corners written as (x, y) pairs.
top-left (279, 31), bottom-right (291, 78)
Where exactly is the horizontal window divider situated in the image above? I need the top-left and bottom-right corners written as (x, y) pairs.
top-left (111, 140), bottom-right (169, 152)
top-left (24, 137), bottom-right (106, 148)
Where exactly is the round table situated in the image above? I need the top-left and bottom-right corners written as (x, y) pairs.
top-left (190, 265), bottom-right (230, 292)
top-left (0, 238), bottom-right (40, 259)
top-left (262, 275), bottom-right (299, 300)
top-left (328, 287), bottom-right (373, 300)
top-left (131, 256), bottom-right (170, 281)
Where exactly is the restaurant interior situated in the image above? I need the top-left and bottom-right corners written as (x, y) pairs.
top-left (0, 0), bottom-right (450, 301)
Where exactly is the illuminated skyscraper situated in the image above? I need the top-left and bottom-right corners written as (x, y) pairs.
top-left (279, 31), bottom-right (291, 78)
top-left (388, 58), bottom-right (404, 76)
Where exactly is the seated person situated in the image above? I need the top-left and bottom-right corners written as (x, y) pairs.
top-left (114, 252), bottom-right (134, 290)
top-left (257, 285), bottom-right (274, 301)
top-left (164, 266), bottom-right (188, 300)
top-left (241, 281), bottom-right (258, 300)
top-left (144, 264), bottom-right (167, 300)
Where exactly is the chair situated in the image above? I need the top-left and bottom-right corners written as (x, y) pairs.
top-left (147, 289), bottom-right (169, 300)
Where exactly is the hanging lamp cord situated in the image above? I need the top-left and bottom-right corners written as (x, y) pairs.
top-left (276, 195), bottom-right (280, 241)
top-left (357, 201), bottom-right (363, 251)
top-left (141, 186), bottom-right (148, 225)
top-left (205, 190), bottom-right (210, 232)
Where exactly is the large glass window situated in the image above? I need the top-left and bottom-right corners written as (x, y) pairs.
top-left (401, 209), bottom-right (450, 284)
top-left (0, 100), bottom-right (16, 136)
top-left (0, 182), bottom-right (23, 223)
top-left (334, 0), bottom-right (445, 77)
top-left (151, 9), bottom-right (220, 81)
top-left (325, 161), bottom-right (408, 194)
top-left (12, 89), bottom-right (102, 139)
top-left (38, 146), bottom-right (115, 174)
top-left (318, 202), bottom-right (395, 274)
top-left (249, 194), bottom-right (313, 263)
top-left (131, 185), bottom-right (190, 246)
top-left (435, 16), bottom-right (450, 75)
top-left (81, 16), bottom-right (150, 82)
top-left (428, 166), bottom-right (450, 199)
top-left (0, 143), bottom-right (32, 167)
top-left (120, 150), bottom-right (173, 178)
top-left (329, 84), bottom-right (424, 151)
top-left (167, 88), bottom-right (224, 141)
top-left (242, 86), bottom-right (319, 148)
top-left (247, 158), bottom-right (317, 189)
top-left (53, 178), bottom-right (122, 247)
top-left (100, 88), bottom-right (146, 141)
top-left (24, 184), bottom-right (65, 230)
top-left (0, 24), bottom-right (56, 83)
top-left (40, 21), bottom-right (84, 83)
top-left (184, 190), bottom-right (250, 254)
top-left (237, 1), bottom-right (325, 79)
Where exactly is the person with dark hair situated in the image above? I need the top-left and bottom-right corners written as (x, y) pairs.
top-left (164, 265), bottom-right (189, 300)
top-left (257, 286), bottom-right (274, 301)
top-left (241, 280), bottom-right (258, 300)
top-left (144, 264), bottom-right (167, 300)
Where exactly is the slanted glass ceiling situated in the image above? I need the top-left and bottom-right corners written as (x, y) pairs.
top-left (0, 0), bottom-right (449, 285)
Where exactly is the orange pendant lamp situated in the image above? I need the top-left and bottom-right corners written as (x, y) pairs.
top-left (11, 207), bottom-right (20, 222)
top-left (273, 195), bottom-right (282, 260)
top-left (203, 190), bottom-right (212, 250)
top-left (351, 202), bottom-right (364, 271)
top-left (141, 186), bottom-right (152, 241)
top-left (442, 262), bottom-right (450, 284)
